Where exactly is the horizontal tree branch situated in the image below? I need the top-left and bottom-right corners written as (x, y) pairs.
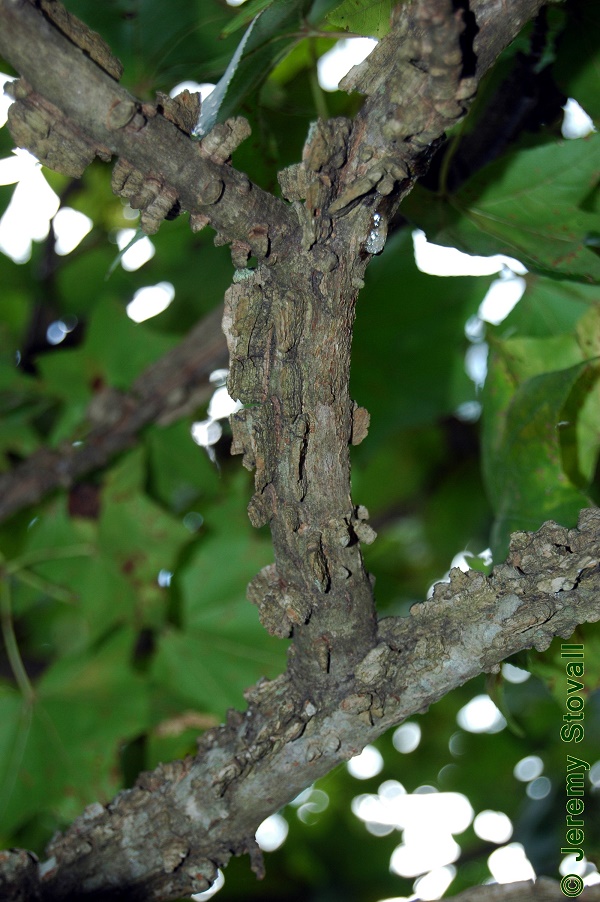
top-left (0, 0), bottom-right (295, 251)
top-left (0, 304), bottom-right (227, 523)
top-left (451, 878), bottom-right (600, 902)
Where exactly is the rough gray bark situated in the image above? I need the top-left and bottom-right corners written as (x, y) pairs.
top-left (1, 1), bottom-right (597, 901)
top-left (451, 878), bottom-right (600, 902)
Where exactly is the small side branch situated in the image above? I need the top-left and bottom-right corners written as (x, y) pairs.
top-left (0, 305), bottom-right (227, 524)
top-left (0, 0), bottom-right (295, 250)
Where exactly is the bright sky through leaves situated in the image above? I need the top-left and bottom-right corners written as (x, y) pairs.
top-left (347, 743), bottom-right (384, 779)
top-left (116, 229), bottom-right (155, 271)
top-left (126, 282), bottom-right (175, 323)
top-left (317, 37), bottom-right (378, 91)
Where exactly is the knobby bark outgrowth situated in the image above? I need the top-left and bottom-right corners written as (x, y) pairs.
top-left (0, 1), bottom-right (597, 901)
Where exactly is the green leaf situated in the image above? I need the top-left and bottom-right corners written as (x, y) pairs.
top-left (222, 0), bottom-right (346, 39)
top-left (152, 624), bottom-right (284, 716)
top-left (351, 229), bottom-right (492, 438)
top-left (326, 0), bottom-right (392, 38)
top-left (85, 300), bottom-right (177, 391)
top-left (36, 348), bottom-right (94, 407)
top-left (500, 274), bottom-right (599, 338)
top-left (402, 133), bottom-right (600, 283)
top-left (0, 363), bottom-right (45, 465)
top-left (0, 689), bottom-right (32, 845)
top-left (195, 0), bottom-right (313, 131)
top-left (60, 0), bottom-right (234, 93)
top-left (482, 356), bottom-right (593, 556)
top-left (486, 334), bottom-right (583, 386)
top-left (99, 449), bottom-right (192, 626)
top-left (560, 364), bottom-right (600, 489)
top-left (528, 626), bottom-right (600, 713)
top-left (0, 630), bottom-right (149, 838)
top-left (153, 473), bottom-right (286, 716)
top-left (0, 411), bottom-right (41, 465)
top-left (195, 11), bottom-right (267, 136)
top-left (220, 0), bottom-right (279, 38)
top-left (35, 300), bottom-right (177, 447)
top-left (4, 501), bottom-right (136, 658)
top-left (146, 420), bottom-right (220, 512)
top-left (486, 302), bottom-right (600, 511)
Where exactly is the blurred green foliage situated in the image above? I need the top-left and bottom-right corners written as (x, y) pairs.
top-left (0, 0), bottom-right (598, 899)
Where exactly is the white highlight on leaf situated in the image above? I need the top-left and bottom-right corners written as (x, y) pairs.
top-left (478, 270), bottom-right (526, 325)
top-left (473, 810), bottom-right (513, 844)
top-left (487, 843), bottom-right (536, 883)
top-left (413, 229), bottom-right (527, 277)
top-left (501, 662), bottom-right (530, 684)
top-left (190, 371), bottom-right (242, 461)
top-left (526, 776), bottom-right (551, 800)
top-left (413, 865), bottom-right (456, 900)
top-left (207, 385), bottom-right (243, 420)
top-left (0, 72), bottom-right (15, 126)
top-left (390, 835), bottom-right (460, 878)
top-left (53, 207), bottom-right (93, 256)
top-left (289, 787), bottom-right (330, 825)
top-left (353, 788), bottom-right (473, 836)
top-left (464, 342), bottom-right (489, 389)
top-left (116, 228), bottom-right (155, 271)
top-left (255, 813), bottom-right (289, 852)
top-left (183, 511), bottom-right (204, 532)
top-left (191, 419), bottom-right (223, 448)
top-left (209, 369), bottom-right (230, 387)
top-left (560, 854), bottom-right (598, 881)
top-left (46, 317), bottom-right (77, 346)
top-left (317, 38), bottom-right (378, 92)
top-left (126, 281), bottom-right (175, 322)
top-left (456, 695), bottom-right (506, 734)
top-left (157, 569), bottom-right (173, 587)
top-left (170, 81), bottom-right (215, 101)
top-left (347, 744), bottom-right (384, 779)
top-left (562, 98), bottom-right (596, 140)
top-left (0, 149), bottom-right (59, 263)
top-left (513, 755), bottom-right (543, 782)
top-left (455, 400), bottom-right (482, 422)
top-left (392, 722), bottom-right (421, 754)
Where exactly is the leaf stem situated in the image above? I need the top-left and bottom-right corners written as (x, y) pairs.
top-left (308, 37), bottom-right (329, 121)
top-left (0, 578), bottom-right (35, 704)
top-left (5, 543), bottom-right (94, 574)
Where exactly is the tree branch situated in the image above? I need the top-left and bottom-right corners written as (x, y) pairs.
top-left (1, 510), bottom-right (598, 901)
top-left (0, 304), bottom-right (227, 524)
top-left (0, 0), bottom-right (295, 250)
top-left (450, 878), bottom-right (600, 902)
top-left (0, 1), bottom-right (593, 901)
